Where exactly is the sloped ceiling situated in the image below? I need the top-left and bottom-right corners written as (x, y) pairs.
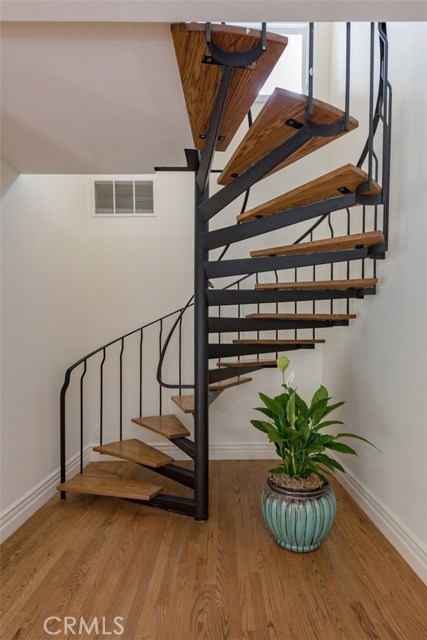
top-left (1, 22), bottom-right (193, 173)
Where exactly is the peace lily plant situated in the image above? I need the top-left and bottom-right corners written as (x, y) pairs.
top-left (251, 356), bottom-right (376, 487)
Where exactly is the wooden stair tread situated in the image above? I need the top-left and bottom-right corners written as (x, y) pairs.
top-left (171, 23), bottom-right (288, 152)
top-left (219, 88), bottom-right (358, 185)
top-left (255, 278), bottom-right (378, 291)
top-left (246, 313), bottom-right (356, 320)
top-left (171, 396), bottom-right (195, 414)
top-left (57, 469), bottom-right (162, 501)
top-left (237, 164), bottom-right (381, 222)
top-left (233, 338), bottom-right (326, 344)
top-left (132, 415), bottom-right (190, 439)
top-left (93, 439), bottom-right (173, 468)
top-left (209, 377), bottom-right (252, 391)
top-left (218, 361), bottom-right (277, 368)
top-left (250, 231), bottom-right (385, 258)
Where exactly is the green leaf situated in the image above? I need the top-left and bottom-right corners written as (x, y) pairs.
top-left (250, 419), bottom-right (272, 433)
top-left (310, 385), bottom-right (328, 409)
top-left (259, 392), bottom-right (284, 418)
top-left (269, 466), bottom-right (287, 475)
top-left (315, 420), bottom-right (345, 430)
top-left (312, 454), bottom-right (346, 473)
top-left (295, 393), bottom-right (309, 416)
top-left (336, 433), bottom-right (379, 450)
top-left (324, 441), bottom-right (357, 455)
top-left (254, 406), bottom-right (277, 420)
top-left (267, 431), bottom-right (286, 443)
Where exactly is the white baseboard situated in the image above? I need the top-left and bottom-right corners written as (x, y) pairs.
top-left (0, 445), bottom-right (92, 543)
top-left (337, 468), bottom-right (427, 584)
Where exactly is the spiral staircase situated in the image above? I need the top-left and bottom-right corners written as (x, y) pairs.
top-left (58, 22), bottom-right (391, 520)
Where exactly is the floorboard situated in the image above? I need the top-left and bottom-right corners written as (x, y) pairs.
top-left (1, 460), bottom-right (426, 640)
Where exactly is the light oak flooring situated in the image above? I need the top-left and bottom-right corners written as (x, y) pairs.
top-left (1, 460), bottom-right (426, 640)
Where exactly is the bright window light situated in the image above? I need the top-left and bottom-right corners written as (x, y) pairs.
top-left (229, 23), bottom-right (309, 98)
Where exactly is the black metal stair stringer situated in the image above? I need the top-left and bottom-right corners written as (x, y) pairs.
top-left (207, 287), bottom-right (375, 306)
top-left (209, 317), bottom-right (351, 333)
top-left (208, 364), bottom-right (263, 384)
top-left (208, 343), bottom-right (315, 359)
top-left (205, 247), bottom-right (369, 279)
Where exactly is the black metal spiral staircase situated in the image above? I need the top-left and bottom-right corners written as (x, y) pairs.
top-left (58, 22), bottom-right (392, 521)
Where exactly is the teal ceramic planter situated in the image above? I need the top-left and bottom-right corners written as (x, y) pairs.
top-left (261, 479), bottom-right (337, 552)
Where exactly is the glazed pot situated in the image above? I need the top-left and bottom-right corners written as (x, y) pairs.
top-left (261, 478), bottom-right (337, 552)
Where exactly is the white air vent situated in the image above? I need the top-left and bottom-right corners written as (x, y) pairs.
top-left (91, 176), bottom-right (155, 217)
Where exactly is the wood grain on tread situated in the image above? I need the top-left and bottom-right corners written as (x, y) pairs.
top-left (132, 414), bottom-right (190, 439)
top-left (250, 231), bottom-right (385, 258)
top-left (219, 88), bottom-right (358, 185)
top-left (208, 377), bottom-right (252, 391)
top-left (237, 163), bottom-right (382, 222)
top-left (233, 338), bottom-right (326, 344)
top-left (255, 278), bottom-right (378, 290)
top-left (57, 466), bottom-right (162, 501)
top-left (93, 439), bottom-right (173, 468)
top-left (171, 395), bottom-right (195, 414)
top-left (246, 313), bottom-right (356, 320)
top-left (171, 23), bottom-right (287, 152)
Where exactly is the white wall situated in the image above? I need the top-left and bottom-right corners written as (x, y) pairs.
top-left (0, 162), bottom-right (90, 536)
top-left (322, 23), bottom-right (427, 581)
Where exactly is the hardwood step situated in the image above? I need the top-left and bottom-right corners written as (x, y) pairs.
top-left (171, 396), bottom-right (195, 414)
top-left (132, 415), bottom-right (190, 439)
top-left (217, 360), bottom-right (277, 368)
top-left (93, 439), bottom-right (173, 468)
top-left (250, 231), bottom-right (385, 258)
top-left (57, 467), bottom-right (162, 501)
top-left (246, 313), bottom-right (356, 321)
top-left (237, 164), bottom-right (382, 222)
top-left (171, 23), bottom-right (288, 152)
top-left (209, 377), bottom-right (252, 391)
top-left (218, 88), bottom-right (358, 185)
top-left (233, 339), bottom-right (326, 344)
top-left (255, 278), bottom-right (378, 291)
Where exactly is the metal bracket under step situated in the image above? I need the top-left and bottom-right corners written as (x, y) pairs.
top-left (172, 437), bottom-right (195, 459)
top-left (139, 463), bottom-right (194, 489)
top-left (127, 494), bottom-right (195, 517)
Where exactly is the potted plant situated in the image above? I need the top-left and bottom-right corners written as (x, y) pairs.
top-left (251, 356), bottom-right (376, 553)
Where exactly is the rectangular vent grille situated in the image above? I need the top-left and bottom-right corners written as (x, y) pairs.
top-left (93, 177), bottom-right (155, 216)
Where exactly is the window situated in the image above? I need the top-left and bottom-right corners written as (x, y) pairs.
top-left (90, 176), bottom-right (155, 217)
top-left (230, 23), bottom-right (309, 99)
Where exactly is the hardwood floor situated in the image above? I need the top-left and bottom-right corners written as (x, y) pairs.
top-left (1, 460), bottom-right (426, 640)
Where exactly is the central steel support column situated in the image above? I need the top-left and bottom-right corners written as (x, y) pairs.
top-left (194, 175), bottom-right (209, 521)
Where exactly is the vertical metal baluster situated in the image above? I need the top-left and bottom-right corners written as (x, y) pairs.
top-left (294, 267), bottom-right (298, 340)
top-left (255, 273), bottom-right (260, 352)
top-left (80, 360), bottom-right (87, 474)
top-left (274, 270), bottom-right (279, 359)
top-left (373, 150), bottom-right (379, 280)
top-left (345, 23), bottom-right (351, 130)
top-left (179, 315), bottom-right (183, 396)
top-left (100, 348), bottom-right (106, 446)
top-left (311, 231), bottom-right (316, 340)
top-left (159, 320), bottom-right (163, 415)
top-left (237, 282), bottom-right (241, 363)
top-left (362, 205), bottom-right (366, 279)
top-left (139, 329), bottom-right (143, 417)
top-left (346, 208), bottom-right (351, 314)
top-left (307, 23), bottom-right (314, 118)
top-left (368, 22), bottom-right (375, 189)
top-left (328, 214), bottom-right (335, 314)
top-left (119, 338), bottom-right (124, 441)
